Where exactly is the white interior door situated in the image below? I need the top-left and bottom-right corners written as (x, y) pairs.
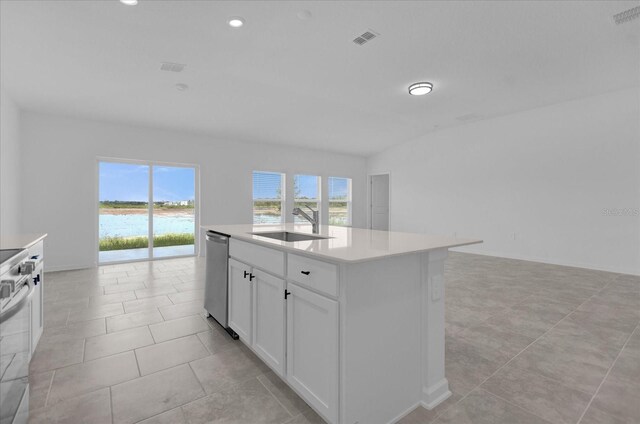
top-left (370, 174), bottom-right (389, 231)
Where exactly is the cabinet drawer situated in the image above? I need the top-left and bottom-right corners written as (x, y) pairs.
top-left (230, 239), bottom-right (284, 277)
top-left (287, 254), bottom-right (337, 297)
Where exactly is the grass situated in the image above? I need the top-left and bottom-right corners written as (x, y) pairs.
top-left (153, 233), bottom-right (195, 247)
top-left (99, 233), bottom-right (195, 251)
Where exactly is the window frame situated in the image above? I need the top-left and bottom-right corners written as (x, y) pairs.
top-left (328, 176), bottom-right (352, 227)
top-left (252, 170), bottom-right (286, 225)
top-left (293, 174), bottom-right (322, 225)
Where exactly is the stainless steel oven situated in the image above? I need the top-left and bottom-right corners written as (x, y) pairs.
top-left (0, 249), bottom-right (33, 424)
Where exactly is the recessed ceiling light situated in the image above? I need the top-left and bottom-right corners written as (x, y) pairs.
top-left (120, 0), bottom-right (138, 5)
top-left (408, 82), bottom-right (433, 96)
top-left (175, 83), bottom-right (188, 91)
top-left (228, 17), bottom-right (245, 28)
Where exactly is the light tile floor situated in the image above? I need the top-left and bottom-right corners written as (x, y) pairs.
top-left (29, 253), bottom-right (639, 424)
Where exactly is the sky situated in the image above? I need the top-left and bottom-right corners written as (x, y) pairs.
top-left (100, 164), bottom-right (347, 202)
top-left (253, 172), bottom-right (349, 200)
top-left (99, 162), bottom-right (195, 202)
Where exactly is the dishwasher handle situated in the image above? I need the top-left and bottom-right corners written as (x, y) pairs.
top-left (206, 232), bottom-right (229, 243)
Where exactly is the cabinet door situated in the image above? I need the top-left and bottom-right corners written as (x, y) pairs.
top-left (286, 283), bottom-right (338, 423)
top-left (31, 265), bottom-right (44, 352)
top-left (228, 258), bottom-right (252, 342)
top-left (252, 270), bottom-right (285, 376)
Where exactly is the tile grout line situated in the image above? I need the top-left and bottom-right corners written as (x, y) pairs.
top-left (109, 386), bottom-right (114, 424)
top-left (475, 388), bottom-right (556, 424)
top-left (432, 278), bottom-right (617, 423)
top-left (282, 411), bottom-right (305, 424)
top-left (187, 362), bottom-right (208, 395)
top-left (132, 349), bottom-right (143, 377)
top-left (575, 321), bottom-right (639, 424)
top-left (81, 337), bottom-right (87, 362)
top-left (43, 369), bottom-right (56, 408)
top-left (256, 373), bottom-right (297, 418)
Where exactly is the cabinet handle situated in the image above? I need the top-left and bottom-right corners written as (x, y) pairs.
top-left (300, 271), bottom-right (310, 276)
top-left (284, 290), bottom-right (291, 299)
top-left (243, 271), bottom-right (250, 279)
top-left (249, 273), bottom-right (255, 281)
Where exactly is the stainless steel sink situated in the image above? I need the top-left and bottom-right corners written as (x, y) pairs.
top-left (250, 231), bottom-right (329, 242)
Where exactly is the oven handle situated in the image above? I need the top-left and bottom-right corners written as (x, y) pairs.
top-left (0, 277), bottom-right (34, 324)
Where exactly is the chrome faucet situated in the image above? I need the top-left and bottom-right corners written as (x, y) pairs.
top-left (292, 205), bottom-right (319, 234)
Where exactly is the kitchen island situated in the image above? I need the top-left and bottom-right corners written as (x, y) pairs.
top-left (201, 224), bottom-right (481, 424)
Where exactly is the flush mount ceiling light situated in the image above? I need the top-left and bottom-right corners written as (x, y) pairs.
top-left (228, 17), bottom-right (245, 28)
top-left (408, 82), bottom-right (433, 96)
top-left (119, 0), bottom-right (138, 5)
top-left (175, 83), bottom-right (188, 91)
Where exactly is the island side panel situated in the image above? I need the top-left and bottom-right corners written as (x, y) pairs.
top-left (420, 248), bottom-right (451, 408)
top-left (342, 253), bottom-right (423, 424)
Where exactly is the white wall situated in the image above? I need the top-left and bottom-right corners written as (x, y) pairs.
top-left (0, 89), bottom-right (22, 236)
top-left (20, 112), bottom-right (367, 271)
top-left (368, 88), bottom-right (640, 275)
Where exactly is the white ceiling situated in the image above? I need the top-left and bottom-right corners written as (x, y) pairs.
top-left (1, 0), bottom-right (638, 156)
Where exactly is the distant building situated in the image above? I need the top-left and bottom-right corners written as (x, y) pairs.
top-left (161, 200), bottom-right (192, 207)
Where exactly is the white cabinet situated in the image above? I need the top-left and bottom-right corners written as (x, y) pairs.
top-left (229, 258), bottom-right (286, 376)
top-left (228, 246), bottom-right (339, 423)
top-left (29, 240), bottom-right (45, 353)
top-left (228, 258), bottom-right (252, 342)
top-left (31, 263), bottom-right (44, 352)
top-left (252, 269), bottom-right (285, 376)
top-left (286, 283), bottom-right (339, 424)
top-left (287, 253), bottom-right (338, 297)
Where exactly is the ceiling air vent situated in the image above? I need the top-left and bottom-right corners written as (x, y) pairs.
top-left (353, 30), bottom-right (379, 46)
top-left (160, 62), bottom-right (186, 72)
top-left (613, 6), bottom-right (640, 25)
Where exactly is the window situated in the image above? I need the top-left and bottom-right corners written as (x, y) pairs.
top-left (328, 177), bottom-right (352, 226)
top-left (253, 171), bottom-right (284, 224)
top-left (294, 175), bottom-right (320, 224)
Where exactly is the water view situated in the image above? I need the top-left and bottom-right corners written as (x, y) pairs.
top-left (251, 173), bottom-right (350, 226)
top-left (99, 212), bottom-right (195, 239)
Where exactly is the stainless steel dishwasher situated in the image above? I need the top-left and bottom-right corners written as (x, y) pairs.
top-left (204, 231), bottom-right (238, 339)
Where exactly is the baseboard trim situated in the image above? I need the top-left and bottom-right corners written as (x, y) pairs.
top-left (451, 247), bottom-right (640, 276)
top-left (45, 263), bottom-right (95, 272)
top-left (387, 401), bottom-right (422, 424)
top-left (422, 379), bottom-right (451, 410)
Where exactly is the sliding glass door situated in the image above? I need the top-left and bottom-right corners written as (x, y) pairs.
top-left (152, 166), bottom-right (196, 258)
top-left (99, 162), bottom-right (151, 262)
top-left (98, 160), bottom-right (197, 264)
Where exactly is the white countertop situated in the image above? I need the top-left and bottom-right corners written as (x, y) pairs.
top-left (202, 224), bottom-right (481, 263)
top-left (0, 233), bottom-right (47, 250)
